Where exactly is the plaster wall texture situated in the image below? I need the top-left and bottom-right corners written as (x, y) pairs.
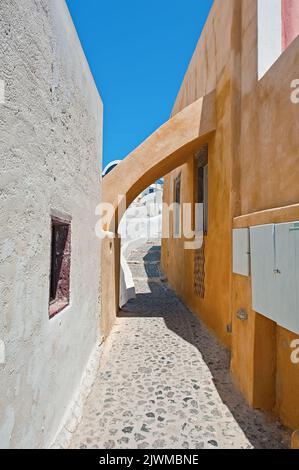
top-left (51, 342), bottom-right (104, 449)
top-left (0, 0), bottom-right (102, 448)
top-left (231, 0), bottom-right (299, 430)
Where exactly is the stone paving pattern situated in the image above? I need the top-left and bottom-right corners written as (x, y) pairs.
top-left (70, 242), bottom-right (290, 449)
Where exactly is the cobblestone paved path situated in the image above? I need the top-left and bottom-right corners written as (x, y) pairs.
top-left (70, 242), bottom-right (290, 449)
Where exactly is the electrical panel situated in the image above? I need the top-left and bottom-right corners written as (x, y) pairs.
top-left (250, 221), bottom-right (299, 334)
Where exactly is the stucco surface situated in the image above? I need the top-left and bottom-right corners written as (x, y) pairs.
top-left (231, 0), bottom-right (299, 429)
top-left (0, 0), bottom-right (102, 448)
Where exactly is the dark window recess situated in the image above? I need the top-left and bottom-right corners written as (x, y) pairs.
top-left (49, 217), bottom-right (71, 318)
top-left (197, 166), bottom-right (204, 204)
top-left (174, 174), bottom-right (181, 204)
top-left (195, 144), bottom-right (208, 235)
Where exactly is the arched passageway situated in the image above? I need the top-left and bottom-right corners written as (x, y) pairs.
top-left (101, 91), bottom-right (216, 338)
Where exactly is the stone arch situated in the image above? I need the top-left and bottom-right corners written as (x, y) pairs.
top-left (101, 90), bottom-right (216, 338)
top-left (102, 90), bottom-right (216, 231)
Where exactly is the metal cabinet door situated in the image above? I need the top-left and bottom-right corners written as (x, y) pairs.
top-left (274, 222), bottom-right (299, 334)
top-left (250, 224), bottom-right (277, 322)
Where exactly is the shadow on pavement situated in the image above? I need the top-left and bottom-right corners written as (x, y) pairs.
top-left (119, 245), bottom-right (290, 449)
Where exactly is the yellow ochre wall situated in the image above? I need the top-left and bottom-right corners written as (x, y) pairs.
top-left (162, 0), bottom-right (242, 348)
top-left (162, 0), bottom-right (299, 430)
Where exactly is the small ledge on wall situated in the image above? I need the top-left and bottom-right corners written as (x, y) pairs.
top-left (49, 300), bottom-right (69, 320)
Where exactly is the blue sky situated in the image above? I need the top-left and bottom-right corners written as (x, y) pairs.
top-left (66, 0), bottom-right (213, 169)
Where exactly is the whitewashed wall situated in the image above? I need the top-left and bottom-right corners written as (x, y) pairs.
top-left (119, 190), bottom-right (163, 307)
top-left (0, 0), bottom-right (102, 448)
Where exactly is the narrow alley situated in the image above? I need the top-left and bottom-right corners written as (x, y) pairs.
top-left (70, 242), bottom-right (290, 450)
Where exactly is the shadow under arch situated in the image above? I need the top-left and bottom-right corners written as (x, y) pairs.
top-left (119, 245), bottom-right (290, 449)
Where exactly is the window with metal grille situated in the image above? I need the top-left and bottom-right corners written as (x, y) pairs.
top-left (194, 144), bottom-right (208, 298)
top-left (49, 216), bottom-right (71, 318)
top-left (194, 240), bottom-right (206, 298)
